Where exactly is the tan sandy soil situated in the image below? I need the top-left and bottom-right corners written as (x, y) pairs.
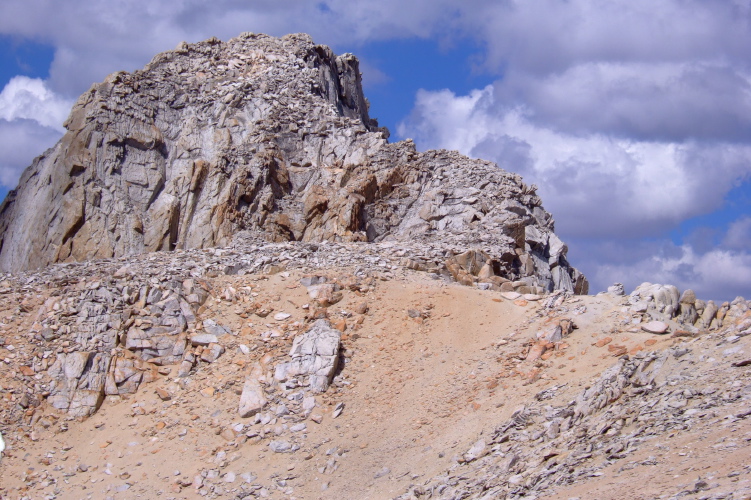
top-left (0, 269), bottom-right (742, 500)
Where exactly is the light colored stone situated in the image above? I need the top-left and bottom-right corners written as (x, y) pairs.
top-left (200, 343), bottom-right (225, 363)
top-left (641, 321), bottom-right (669, 334)
top-left (239, 364), bottom-right (267, 418)
top-left (274, 319), bottom-right (341, 393)
top-left (190, 333), bottom-right (218, 346)
top-left (269, 440), bottom-right (293, 453)
top-left (464, 439), bottom-right (488, 463)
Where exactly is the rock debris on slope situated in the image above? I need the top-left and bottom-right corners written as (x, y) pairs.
top-left (0, 31), bottom-right (749, 500)
top-left (397, 297), bottom-right (751, 500)
top-left (0, 238), bottom-right (749, 498)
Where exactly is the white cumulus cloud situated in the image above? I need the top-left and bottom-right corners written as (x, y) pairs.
top-left (0, 76), bottom-right (72, 131)
top-left (0, 119), bottom-right (61, 187)
top-left (0, 77), bottom-right (71, 187)
top-left (399, 85), bottom-right (751, 239)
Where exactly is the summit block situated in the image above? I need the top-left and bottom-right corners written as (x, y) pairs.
top-left (0, 33), bottom-right (585, 293)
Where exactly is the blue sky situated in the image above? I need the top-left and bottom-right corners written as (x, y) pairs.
top-left (0, 0), bottom-right (749, 301)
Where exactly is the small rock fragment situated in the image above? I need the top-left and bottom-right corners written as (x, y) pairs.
top-left (642, 321), bottom-right (669, 334)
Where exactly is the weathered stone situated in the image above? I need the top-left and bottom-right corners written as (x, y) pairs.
top-left (300, 276), bottom-right (326, 287)
top-left (190, 333), bottom-right (218, 346)
top-left (155, 387), bottom-right (171, 401)
top-left (307, 284), bottom-right (342, 306)
top-left (698, 300), bottom-right (719, 329)
top-left (200, 343), bottom-right (225, 363)
top-left (679, 289), bottom-right (697, 304)
top-left (105, 354), bottom-right (158, 395)
top-left (629, 283), bottom-right (680, 321)
top-left (269, 440), bottom-right (293, 453)
top-left (275, 319), bottom-right (341, 392)
top-left (0, 34), bottom-right (585, 295)
top-left (177, 351), bottom-right (196, 378)
top-left (641, 321), bottom-right (669, 334)
top-left (48, 352), bottom-right (111, 417)
top-left (537, 325), bottom-right (562, 343)
top-left (464, 439), bottom-right (488, 463)
top-left (239, 364), bottom-right (267, 417)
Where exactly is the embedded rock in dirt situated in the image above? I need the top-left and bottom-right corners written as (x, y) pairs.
top-left (239, 364), bottom-right (268, 417)
top-left (274, 318), bottom-right (341, 392)
top-left (47, 352), bottom-right (110, 417)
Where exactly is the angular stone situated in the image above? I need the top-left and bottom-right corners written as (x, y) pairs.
top-left (48, 352), bottom-right (111, 417)
top-left (300, 276), bottom-right (326, 287)
top-left (537, 325), bottom-right (562, 343)
top-left (307, 284), bottom-right (342, 306)
top-left (239, 364), bottom-right (267, 418)
top-left (202, 319), bottom-right (232, 337)
top-left (274, 319), bottom-right (341, 393)
top-left (464, 439), bottom-right (488, 463)
top-left (269, 440), bottom-right (293, 453)
top-left (200, 343), bottom-right (225, 363)
top-left (190, 333), bottom-right (218, 346)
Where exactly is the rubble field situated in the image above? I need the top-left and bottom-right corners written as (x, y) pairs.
top-left (0, 241), bottom-right (749, 499)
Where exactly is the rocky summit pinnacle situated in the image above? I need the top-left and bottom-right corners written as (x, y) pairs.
top-left (0, 32), bottom-right (587, 294)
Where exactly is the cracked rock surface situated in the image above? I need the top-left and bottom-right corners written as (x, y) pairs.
top-left (0, 32), bottom-right (586, 295)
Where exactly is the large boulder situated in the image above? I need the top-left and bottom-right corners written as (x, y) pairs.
top-left (629, 283), bottom-right (680, 321)
top-left (275, 319), bottom-right (342, 392)
top-left (47, 352), bottom-right (110, 417)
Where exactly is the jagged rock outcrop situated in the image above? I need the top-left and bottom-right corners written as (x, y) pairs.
top-left (0, 32), bottom-right (586, 293)
top-left (626, 282), bottom-right (732, 332)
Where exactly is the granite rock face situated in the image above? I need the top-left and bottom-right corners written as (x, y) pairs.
top-left (0, 32), bottom-right (586, 294)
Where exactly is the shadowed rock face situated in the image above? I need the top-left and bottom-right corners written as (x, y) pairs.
top-left (0, 32), bottom-right (586, 293)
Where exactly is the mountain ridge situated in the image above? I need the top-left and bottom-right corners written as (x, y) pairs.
top-left (0, 32), bottom-right (587, 296)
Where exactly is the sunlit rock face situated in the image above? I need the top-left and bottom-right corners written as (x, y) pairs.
top-left (0, 32), bottom-right (586, 294)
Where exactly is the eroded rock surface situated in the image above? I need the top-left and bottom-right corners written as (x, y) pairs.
top-left (274, 319), bottom-right (341, 392)
top-left (0, 32), bottom-right (585, 294)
